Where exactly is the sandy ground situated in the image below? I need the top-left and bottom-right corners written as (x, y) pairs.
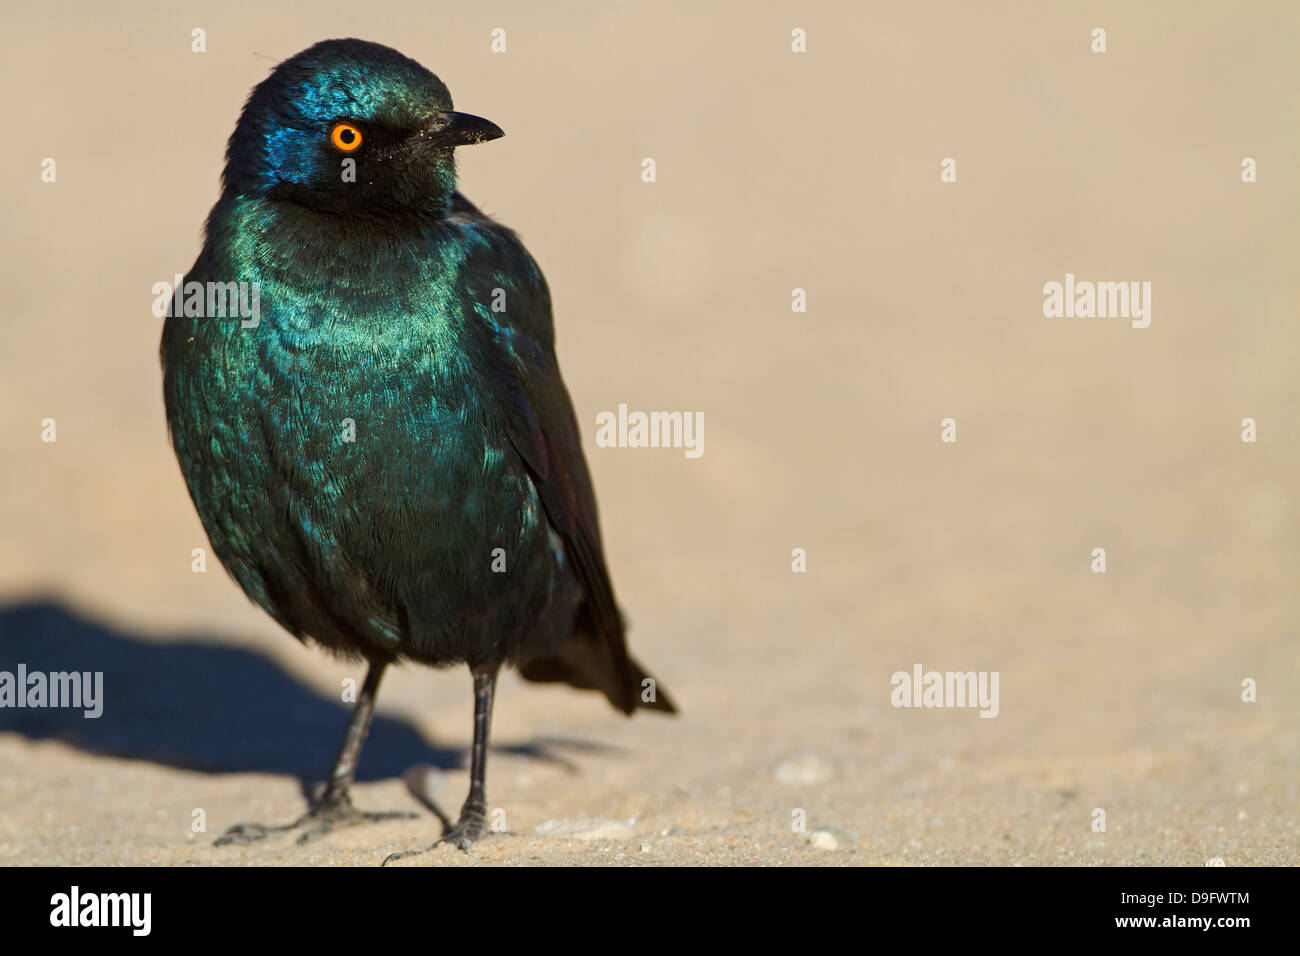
top-left (1, 1), bottom-right (1297, 866)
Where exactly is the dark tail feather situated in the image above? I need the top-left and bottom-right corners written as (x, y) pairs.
top-left (519, 638), bottom-right (677, 715)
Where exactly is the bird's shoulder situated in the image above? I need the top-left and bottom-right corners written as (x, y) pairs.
top-left (435, 193), bottom-right (554, 340)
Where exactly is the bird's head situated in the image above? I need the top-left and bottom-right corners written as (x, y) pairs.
top-left (222, 38), bottom-right (503, 222)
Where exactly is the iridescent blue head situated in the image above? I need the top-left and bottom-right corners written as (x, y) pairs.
top-left (223, 38), bottom-right (503, 222)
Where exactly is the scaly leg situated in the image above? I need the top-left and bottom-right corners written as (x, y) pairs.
top-left (217, 660), bottom-right (416, 846)
top-left (382, 666), bottom-right (499, 863)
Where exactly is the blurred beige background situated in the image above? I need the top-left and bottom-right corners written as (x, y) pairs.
top-left (1, 0), bottom-right (1296, 865)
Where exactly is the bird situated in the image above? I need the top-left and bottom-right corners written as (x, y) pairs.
top-left (160, 38), bottom-right (676, 857)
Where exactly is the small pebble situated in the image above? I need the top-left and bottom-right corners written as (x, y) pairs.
top-left (774, 751), bottom-right (836, 785)
top-left (534, 818), bottom-right (635, 841)
top-left (807, 825), bottom-right (857, 851)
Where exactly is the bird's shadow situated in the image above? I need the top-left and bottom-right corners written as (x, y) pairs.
top-left (0, 598), bottom-right (606, 802)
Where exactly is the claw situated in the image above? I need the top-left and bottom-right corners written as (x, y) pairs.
top-left (380, 805), bottom-right (488, 864)
top-left (216, 794), bottom-right (417, 847)
top-left (215, 822), bottom-right (280, 846)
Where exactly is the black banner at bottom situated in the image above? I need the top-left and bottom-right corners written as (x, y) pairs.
top-left (0, 865), bottom-right (1276, 941)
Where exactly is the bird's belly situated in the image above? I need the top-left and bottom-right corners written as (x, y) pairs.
top-left (166, 335), bottom-right (578, 668)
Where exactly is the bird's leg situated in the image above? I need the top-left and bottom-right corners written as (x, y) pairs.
top-left (439, 666), bottom-right (498, 849)
top-left (381, 666), bottom-right (499, 864)
top-left (314, 658), bottom-right (386, 813)
top-left (216, 660), bottom-right (416, 846)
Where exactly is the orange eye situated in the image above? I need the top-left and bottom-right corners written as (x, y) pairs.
top-left (330, 123), bottom-right (363, 151)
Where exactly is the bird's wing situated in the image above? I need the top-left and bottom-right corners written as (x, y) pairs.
top-left (447, 200), bottom-right (673, 713)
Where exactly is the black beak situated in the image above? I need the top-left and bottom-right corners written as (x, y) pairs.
top-left (420, 111), bottom-right (505, 149)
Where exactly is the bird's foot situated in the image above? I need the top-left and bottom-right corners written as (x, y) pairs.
top-left (380, 799), bottom-right (489, 865)
top-left (437, 804), bottom-right (488, 851)
top-left (216, 789), bottom-right (417, 847)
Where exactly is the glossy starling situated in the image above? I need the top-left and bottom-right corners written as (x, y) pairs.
top-left (160, 38), bottom-right (676, 856)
